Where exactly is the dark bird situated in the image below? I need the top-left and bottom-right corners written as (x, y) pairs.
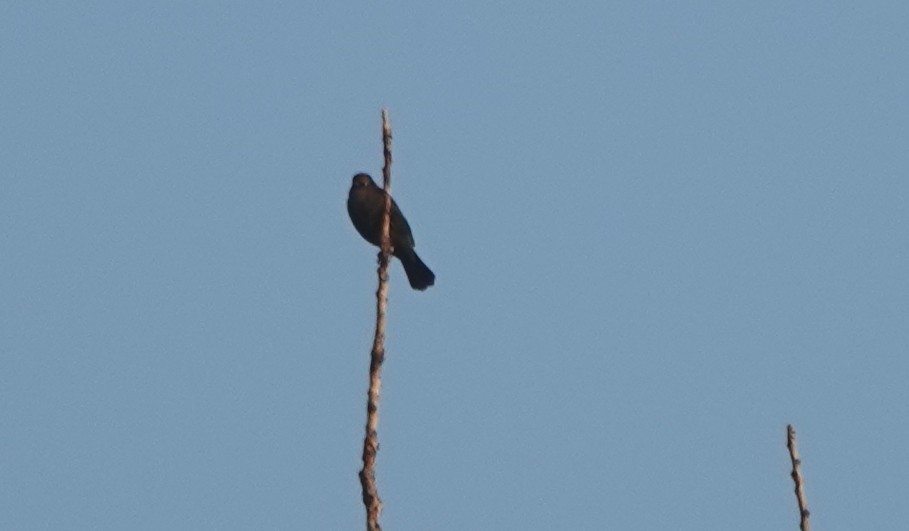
top-left (347, 173), bottom-right (435, 290)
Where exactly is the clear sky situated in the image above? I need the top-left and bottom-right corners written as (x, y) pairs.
top-left (2, 2), bottom-right (907, 530)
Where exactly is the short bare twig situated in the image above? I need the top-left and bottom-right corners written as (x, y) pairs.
top-left (787, 424), bottom-right (811, 531)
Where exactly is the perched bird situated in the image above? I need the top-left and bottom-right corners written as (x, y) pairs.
top-left (347, 173), bottom-right (435, 290)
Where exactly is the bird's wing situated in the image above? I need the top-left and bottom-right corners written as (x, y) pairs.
top-left (390, 198), bottom-right (416, 248)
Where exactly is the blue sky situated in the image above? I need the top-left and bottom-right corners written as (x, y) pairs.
top-left (2, 2), bottom-right (907, 529)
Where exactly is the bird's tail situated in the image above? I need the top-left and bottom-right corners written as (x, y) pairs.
top-left (398, 248), bottom-right (435, 291)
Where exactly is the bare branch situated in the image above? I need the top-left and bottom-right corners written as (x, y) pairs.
top-left (359, 110), bottom-right (393, 531)
top-left (787, 424), bottom-right (811, 531)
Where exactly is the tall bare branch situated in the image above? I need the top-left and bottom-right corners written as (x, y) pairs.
top-left (359, 110), bottom-right (393, 531)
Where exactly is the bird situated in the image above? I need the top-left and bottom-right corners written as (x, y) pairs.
top-left (347, 173), bottom-right (435, 290)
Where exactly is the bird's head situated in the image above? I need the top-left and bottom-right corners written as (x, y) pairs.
top-left (351, 173), bottom-right (375, 188)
